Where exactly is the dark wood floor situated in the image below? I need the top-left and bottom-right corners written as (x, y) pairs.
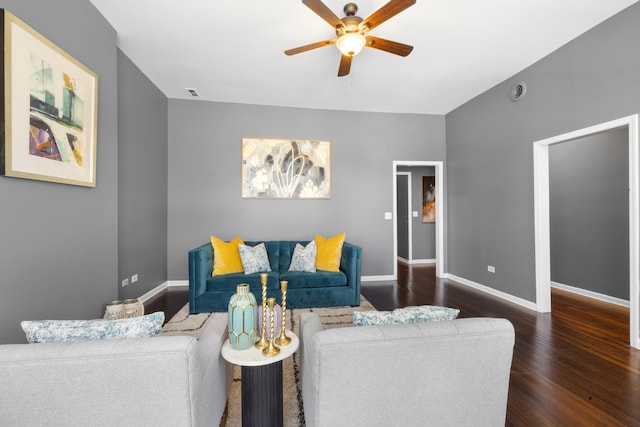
top-left (145, 264), bottom-right (640, 426)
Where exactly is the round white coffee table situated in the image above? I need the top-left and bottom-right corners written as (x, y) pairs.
top-left (221, 332), bottom-right (299, 427)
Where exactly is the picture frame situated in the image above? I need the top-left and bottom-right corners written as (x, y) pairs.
top-left (1, 9), bottom-right (98, 187)
top-left (242, 138), bottom-right (331, 199)
top-left (422, 175), bottom-right (436, 223)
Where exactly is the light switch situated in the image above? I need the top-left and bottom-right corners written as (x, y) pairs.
top-left (384, 212), bottom-right (392, 220)
top-left (412, 211), bottom-right (419, 217)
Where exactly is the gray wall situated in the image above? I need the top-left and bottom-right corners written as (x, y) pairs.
top-left (117, 50), bottom-right (168, 300)
top-left (398, 166), bottom-right (436, 260)
top-left (167, 101), bottom-right (446, 280)
top-left (446, 2), bottom-right (640, 303)
top-left (550, 127), bottom-right (629, 299)
top-left (0, 1), bottom-right (118, 344)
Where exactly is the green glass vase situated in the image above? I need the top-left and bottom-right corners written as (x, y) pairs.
top-left (228, 284), bottom-right (257, 350)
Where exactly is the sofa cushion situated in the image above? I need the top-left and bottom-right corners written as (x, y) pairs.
top-left (315, 233), bottom-right (345, 272)
top-left (352, 305), bottom-right (459, 327)
top-left (280, 270), bottom-right (347, 288)
top-left (238, 243), bottom-right (272, 274)
top-left (288, 241), bottom-right (317, 272)
top-left (21, 312), bottom-right (165, 343)
top-left (210, 235), bottom-right (245, 276)
top-left (207, 272), bottom-right (281, 292)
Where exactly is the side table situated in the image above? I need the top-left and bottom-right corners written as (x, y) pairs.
top-left (221, 332), bottom-right (299, 427)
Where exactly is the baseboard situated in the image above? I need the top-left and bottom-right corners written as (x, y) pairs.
top-left (551, 281), bottom-right (630, 308)
top-left (138, 282), bottom-right (168, 303)
top-left (397, 258), bottom-right (436, 265)
top-left (168, 280), bottom-right (189, 288)
top-left (446, 274), bottom-right (538, 311)
top-left (410, 259), bottom-right (436, 265)
top-left (138, 280), bottom-right (188, 303)
top-left (362, 275), bottom-right (395, 282)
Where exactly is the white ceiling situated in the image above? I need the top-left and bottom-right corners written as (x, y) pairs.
top-left (90, 0), bottom-right (638, 115)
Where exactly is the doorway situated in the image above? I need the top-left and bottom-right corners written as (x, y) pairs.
top-left (533, 115), bottom-right (639, 349)
top-left (392, 161), bottom-right (445, 279)
top-left (396, 172), bottom-right (411, 262)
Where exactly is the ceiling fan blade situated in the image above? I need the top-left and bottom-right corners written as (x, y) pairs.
top-left (366, 36), bottom-right (413, 56)
top-left (285, 39), bottom-right (336, 56)
top-left (338, 54), bottom-right (352, 77)
top-left (302, 0), bottom-right (343, 28)
top-left (361, 0), bottom-right (416, 32)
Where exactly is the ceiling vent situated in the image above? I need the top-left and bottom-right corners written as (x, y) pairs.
top-left (186, 88), bottom-right (199, 97)
top-left (510, 82), bottom-right (526, 102)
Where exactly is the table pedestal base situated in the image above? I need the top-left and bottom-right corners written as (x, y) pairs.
top-left (241, 361), bottom-right (283, 427)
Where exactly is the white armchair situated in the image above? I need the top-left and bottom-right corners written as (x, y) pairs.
top-left (299, 313), bottom-right (515, 427)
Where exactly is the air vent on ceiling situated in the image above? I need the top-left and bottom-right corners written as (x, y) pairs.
top-left (186, 88), bottom-right (199, 97)
top-left (510, 82), bottom-right (526, 102)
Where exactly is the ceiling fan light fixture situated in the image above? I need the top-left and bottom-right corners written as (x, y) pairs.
top-left (336, 33), bottom-right (366, 56)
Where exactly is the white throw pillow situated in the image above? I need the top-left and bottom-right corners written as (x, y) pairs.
top-left (238, 243), bottom-right (272, 274)
top-left (352, 306), bottom-right (459, 327)
top-left (21, 312), bottom-right (165, 343)
top-left (288, 241), bottom-right (317, 272)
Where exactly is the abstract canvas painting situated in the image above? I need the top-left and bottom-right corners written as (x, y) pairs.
top-left (422, 175), bottom-right (436, 223)
top-left (242, 138), bottom-right (330, 199)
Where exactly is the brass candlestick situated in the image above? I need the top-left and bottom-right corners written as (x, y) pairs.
top-left (276, 281), bottom-right (291, 346)
top-left (255, 273), bottom-right (269, 350)
top-left (262, 297), bottom-right (280, 356)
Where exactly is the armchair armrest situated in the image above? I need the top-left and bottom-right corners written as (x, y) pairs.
top-left (299, 312), bottom-right (324, 380)
top-left (188, 242), bottom-right (213, 312)
top-left (340, 242), bottom-right (362, 305)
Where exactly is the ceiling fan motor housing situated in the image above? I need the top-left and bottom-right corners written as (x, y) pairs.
top-left (344, 3), bottom-right (358, 16)
top-left (337, 14), bottom-right (363, 36)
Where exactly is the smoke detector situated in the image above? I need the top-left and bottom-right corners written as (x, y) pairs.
top-left (510, 82), bottom-right (527, 102)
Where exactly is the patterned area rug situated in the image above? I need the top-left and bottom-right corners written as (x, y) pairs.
top-left (162, 297), bottom-right (375, 427)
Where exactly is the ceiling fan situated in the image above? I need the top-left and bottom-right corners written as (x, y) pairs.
top-left (285, 0), bottom-right (416, 77)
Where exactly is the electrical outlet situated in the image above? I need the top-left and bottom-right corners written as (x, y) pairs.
top-left (487, 265), bottom-right (496, 273)
top-left (121, 278), bottom-right (129, 287)
top-left (131, 274), bottom-right (138, 283)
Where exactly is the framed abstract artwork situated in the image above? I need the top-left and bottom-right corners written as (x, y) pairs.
top-left (422, 175), bottom-right (436, 223)
top-left (242, 138), bottom-right (331, 199)
top-left (1, 9), bottom-right (98, 187)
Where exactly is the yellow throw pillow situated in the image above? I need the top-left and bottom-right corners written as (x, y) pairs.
top-left (210, 236), bottom-right (245, 276)
top-left (315, 232), bottom-right (346, 272)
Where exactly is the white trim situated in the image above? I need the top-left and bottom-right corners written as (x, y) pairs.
top-left (533, 138), bottom-right (552, 313)
top-left (533, 114), bottom-right (640, 349)
top-left (447, 274), bottom-right (538, 311)
top-left (392, 161), bottom-right (445, 279)
top-left (398, 257), bottom-right (435, 265)
top-left (137, 281), bottom-right (168, 303)
top-left (551, 281), bottom-right (630, 308)
top-left (362, 275), bottom-right (395, 282)
top-left (630, 116), bottom-right (640, 350)
top-left (137, 280), bottom-right (188, 303)
top-left (168, 280), bottom-right (189, 288)
top-left (410, 259), bottom-right (436, 265)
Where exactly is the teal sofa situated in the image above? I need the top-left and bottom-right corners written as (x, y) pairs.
top-left (188, 240), bottom-right (362, 313)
